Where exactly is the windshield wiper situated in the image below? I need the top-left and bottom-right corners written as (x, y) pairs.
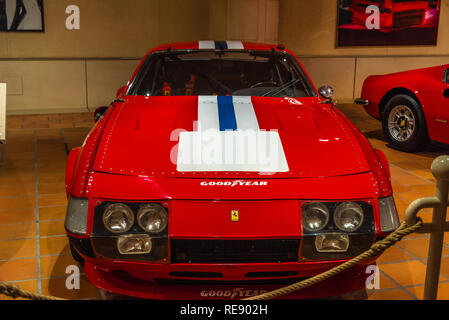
top-left (262, 78), bottom-right (300, 97)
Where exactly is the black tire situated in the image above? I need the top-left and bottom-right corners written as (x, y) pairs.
top-left (70, 243), bottom-right (84, 264)
top-left (381, 94), bottom-right (429, 152)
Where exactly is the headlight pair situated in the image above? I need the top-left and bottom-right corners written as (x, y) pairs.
top-left (302, 201), bottom-right (364, 233)
top-left (102, 203), bottom-right (168, 234)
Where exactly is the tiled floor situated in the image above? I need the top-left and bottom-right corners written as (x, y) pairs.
top-left (0, 106), bottom-right (449, 300)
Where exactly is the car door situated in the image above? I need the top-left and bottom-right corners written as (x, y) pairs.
top-left (426, 68), bottom-right (449, 145)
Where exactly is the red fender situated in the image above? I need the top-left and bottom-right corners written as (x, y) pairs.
top-left (66, 147), bottom-right (81, 198)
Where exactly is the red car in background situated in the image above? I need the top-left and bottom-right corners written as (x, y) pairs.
top-left (64, 41), bottom-right (400, 300)
top-left (340, 0), bottom-right (440, 32)
top-left (356, 64), bottom-right (449, 152)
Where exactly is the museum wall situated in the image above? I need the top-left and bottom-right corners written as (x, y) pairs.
top-left (1, 0), bottom-right (224, 114)
top-left (279, 0), bottom-right (449, 101)
top-left (2, 0), bottom-right (449, 114)
top-left (2, 0), bottom-right (281, 114)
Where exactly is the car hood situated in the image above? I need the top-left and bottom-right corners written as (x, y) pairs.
top-left (93, 96), bottom-right (370, 179)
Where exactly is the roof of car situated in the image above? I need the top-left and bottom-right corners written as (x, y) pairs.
top-left (148, 41), bottom-right (285, 54)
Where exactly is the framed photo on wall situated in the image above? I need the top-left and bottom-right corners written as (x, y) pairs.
top-left (337, 0), bottom-right (441, 46)
top-left (0, 0), bottom-right (44, 32)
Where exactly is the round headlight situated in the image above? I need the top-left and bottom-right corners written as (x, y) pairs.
top-left (302, 202), bottom-right (330, 232)
top-left (102, 203), bottom-right (134, 234)
top-left (334, 202), bottom-right (364, 232)
top-left (137, 204), bottom-right (168, 233)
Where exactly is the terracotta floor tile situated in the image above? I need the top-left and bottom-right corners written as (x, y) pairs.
top-left (417, 210), bottom-right (435, 223)
top-left (407, 282), bottom-right (449, 300)
top-left (38, 164), bottom-right (67, 174)
top-left (377, 272), bottom-right (399, 290)
top-left (0, 174), bottom-right (35, 187)
top-left (380, 260), bottom-right (444, 287)
top-left (367, 289), bottom-right (414, 300)
top-left (0, 196), bottom-right (35, 211)
top-left (444, 233), bottom-right (449, 245)
top-left (38, 173), bottom-right (67, 184)
top-left (409, 170), bottom-right (436, 182)
top-left (377, 245), bottom-right (414, 264)
top-left (40, 236), bottom-right (70, 256)
top-left (390, 169), bottom-right (433, 187)
top-left (38, 194), bottom-right (67, 207)
top-left (1, 280), bottom-right (38, 300)
top-left (409, 184), bottom-right (438, 197)
top-left (36, 129), bottom-right (63, 139)
top-left (0, 223), bottom-right (36, 240)
top-left (39, 183), bottom-right (65, 195)
top-left (396, 238), bottom-right (449, 259)
top-left (38, 151), bottom-right (66, 159)
top-left (438, 257), bottom-right (449, 279)
top-left (396, 190), bottom-right (427, 203)
top-left (0, 185), bottom-right (34, 197)
top-left (0, 258), bottom-right (37, 281)
top-left (0, 208), bottom-right (36, 224)
top-left (0, 159), bottom-right (34, 170)
top-left (39, 220), bottom-right (66, 236)
top-left (41, 276), bottom-right (100, 300)
top-left (39, 206), bottom-right (66, 221)
top-left (0, 239), bottom-right (36, 260)
top-left (395, 161), bottom-right (432, 171)
top-left (391, 182), bottom-right (410, 194)
top-left (40, 254), bottom-right (77, 278)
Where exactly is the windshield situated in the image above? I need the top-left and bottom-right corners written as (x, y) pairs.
top-left (127, 50), bottom-right (317, 98)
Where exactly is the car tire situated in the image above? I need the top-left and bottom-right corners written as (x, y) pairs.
top-left (70, 243), bottom-right (84, 264)
top-left (382, 94), bottom-right (429, 152)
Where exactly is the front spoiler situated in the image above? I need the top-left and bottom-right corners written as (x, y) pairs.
top-left (85, 260), bottom-right (370, 300)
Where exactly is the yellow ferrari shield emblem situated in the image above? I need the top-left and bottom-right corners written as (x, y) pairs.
top-left (231, 210), bottom-right (239, 222)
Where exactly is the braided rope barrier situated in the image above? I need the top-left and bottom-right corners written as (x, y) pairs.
top-left (0, 281), bottom-right (65, 300)
top-left (245, 218), bottom-right (424, 300)
top-left (0, 219), bottom-right (423, 301)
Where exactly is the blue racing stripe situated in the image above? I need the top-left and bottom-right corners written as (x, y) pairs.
top-left (215, 41), bottom-right (228, 50)
top-left (217, 96), bottom-right (237, 131)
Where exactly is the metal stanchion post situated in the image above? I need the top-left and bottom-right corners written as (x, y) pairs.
top-left (423, 156), bottom-right (449, 300)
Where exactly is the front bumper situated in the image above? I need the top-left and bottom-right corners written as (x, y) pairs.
top-left (355, 98), bottom-right (381, 120)
top-left (354, 98), bottom-right (369, 106)
top-left (68, 198), bottom-right (380, 299)
top-left (81, 255), bottom-right (377, 300)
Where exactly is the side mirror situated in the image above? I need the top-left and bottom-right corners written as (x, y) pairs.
top-left (94, 106), bottom-right (109, 122)
top-left (318, 85), bottom-right (334, 100)
top-left (116, 85), bottom-right (127, 99)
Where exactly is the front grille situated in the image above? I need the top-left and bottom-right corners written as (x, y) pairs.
top-left (171, 239), bottom-right (300, 263)
top-left (393, 10), bottom-right (424, 28)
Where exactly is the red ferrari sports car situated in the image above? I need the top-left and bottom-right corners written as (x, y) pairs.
top-left (64, 41), bottom-right (400, 300)
top-left (356, 64), bottom-right (449, 152)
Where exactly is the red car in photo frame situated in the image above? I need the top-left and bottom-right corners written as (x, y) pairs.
top-left (64, 41), bottom-right (400, 300)
top-left (340, 0), bottom-right (440, 32)
top-left (356, 64), bottom-right (449, 152)
top-left (338, 0), bottom-right (441, 46)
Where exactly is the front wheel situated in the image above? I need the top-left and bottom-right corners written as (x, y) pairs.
top-left (382, 94), bottom-right (429, 152)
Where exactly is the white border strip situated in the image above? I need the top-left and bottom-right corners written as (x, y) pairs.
top-left (226, 41), bottom-right (244, 49)
top-left (198, 96), bottom-right (219, 131)
top-left (198, 40), bottom-right (216, 49)
top-left (232, 96), bottom-right (259, 131)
